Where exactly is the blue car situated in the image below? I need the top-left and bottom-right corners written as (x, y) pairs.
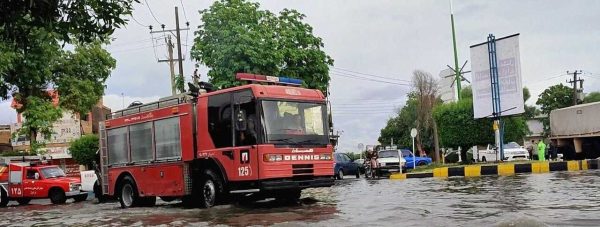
top-left (401, 149), bottom-right (432, 168)
top-left (334, 153), bottom-right (360, 180)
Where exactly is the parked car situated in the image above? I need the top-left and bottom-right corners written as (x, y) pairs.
top-left (473, 142), bottom-right (529, 162)
top-left (334, 153), bottom-right (360, 179)
top-left (376, 150), bottom-right (407, 176)
top-left (354, 158), bottom-right (365, 173)
top-left (401, 149), bottom-right (433, 168)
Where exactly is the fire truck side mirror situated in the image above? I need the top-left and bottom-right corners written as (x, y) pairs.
top-left (235, 108), bottom-right (247, 131)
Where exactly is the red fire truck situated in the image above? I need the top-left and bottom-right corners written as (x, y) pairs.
top-left (1, 162), bottom-right (87, 207)
top-left (98, 74), bottom-right (334, 208)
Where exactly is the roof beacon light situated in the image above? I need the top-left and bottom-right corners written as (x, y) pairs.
top-left (236, 73), bottom-right (303, 86)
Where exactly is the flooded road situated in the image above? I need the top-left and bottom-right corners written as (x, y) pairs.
top-left (2, 170), bottom-right (600, 226)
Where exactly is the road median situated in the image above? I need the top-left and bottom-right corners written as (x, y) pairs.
top-left (390, 159), bottom-right (598, 180)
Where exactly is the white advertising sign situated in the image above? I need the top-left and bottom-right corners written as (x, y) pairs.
top-left (469, 34), bottom-right (524, 119)
top-left (438, 68), bottom-right (457, 103)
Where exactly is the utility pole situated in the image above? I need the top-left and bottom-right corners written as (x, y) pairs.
top-left (164, 36), bottom-right (176, 95)
top-left (567, 70), bottom-right (583, 105)
top-left (150, 6), bottom-right (189, 94)
top-left (175, 7), bottom-right (185, 82)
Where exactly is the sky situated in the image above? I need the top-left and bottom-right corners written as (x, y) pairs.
top-left (1, 0), bottom-right (600, 153)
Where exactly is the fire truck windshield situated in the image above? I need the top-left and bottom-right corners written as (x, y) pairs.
top-left (40, 167), bottom-right (66, 178)
top-left (262, 100), bottom-right (328, 145)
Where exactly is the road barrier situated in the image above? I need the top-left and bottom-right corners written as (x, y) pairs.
top-left (390, 159), bottom-right (598, 180)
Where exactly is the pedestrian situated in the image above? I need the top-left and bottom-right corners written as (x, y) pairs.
top-left (527, 140), bottom-right (535, 160)
top-left (549, 141), bottom-right (558, 161)
top-left (537, 140), bottom-right (546, 161)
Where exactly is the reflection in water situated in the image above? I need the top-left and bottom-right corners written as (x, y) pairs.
top-left (2, 171), bottom-right (600, 226)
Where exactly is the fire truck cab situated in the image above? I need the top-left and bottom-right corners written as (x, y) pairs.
top-left (99, 74), bottom-right (334, 208)
top-left (0, 162), bottom-right (87, 207)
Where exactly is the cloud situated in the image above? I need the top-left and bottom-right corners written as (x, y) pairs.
top-left (103, 94), bottom-right (161, 112)
top-left (0, 100), bottom-right (16, 124)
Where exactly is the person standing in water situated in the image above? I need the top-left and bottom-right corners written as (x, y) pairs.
top-left (537, 140), bottom-right (547, 161)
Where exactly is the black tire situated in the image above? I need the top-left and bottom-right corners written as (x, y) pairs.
top-left (355, 169), bottom-right (360, 178)
top-left (482, 156), bottom-right (487, 162)
top-left (73, 194), bottom-right (88, 202)
top-left (93, 181), bottom-right (107, 203)
top-left (274, 189), bottom-right (301, 204)
top-left (198, 170), bottom-right (220, 208)
top-left (17, 198), bottom-right (31, 205)
top-left (49, 188), bottom-right (67, 204)
top-left (160, 196), bottom-right (177, 202)
top-left (417, 161), bottom-right (426, 166)
top-left (137, 196), bottom-right (156, 207)
top-left (118, 176), bottom-right (139, 208)
top-left (0, 188), bottom-right (8, 207)
top-left (337, 169), bottom-right (344, 180)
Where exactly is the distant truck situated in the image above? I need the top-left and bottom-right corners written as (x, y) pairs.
top-left (0, 162), bottom-right (87, 207)
top-left (472, 142), bottom-right (529, 162)
top-left (550, 102), bottom-right (600, 160)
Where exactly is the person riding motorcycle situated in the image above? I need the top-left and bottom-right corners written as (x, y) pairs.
top-left (365, 149), bottom-right (379, 177)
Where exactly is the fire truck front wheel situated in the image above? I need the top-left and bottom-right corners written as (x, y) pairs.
top-left (49, 188), bottom-right (67, 204)
top-left (199, 170), bottom-right (221, 208)
top-left (0, 188), bottom-right (8, 207)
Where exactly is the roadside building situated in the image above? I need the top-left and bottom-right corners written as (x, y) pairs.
top-left (8, 91), bottom-right (111, 176)
top-left (0, 125), bottom-right (12, 153)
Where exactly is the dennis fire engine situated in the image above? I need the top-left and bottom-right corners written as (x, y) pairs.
top-left (1, 162), bottom-right (87, 207)
top-left (98, 74), bottom-right (334, 208)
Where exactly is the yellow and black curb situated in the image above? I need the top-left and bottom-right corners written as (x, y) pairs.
top-left (390, 159), bottom-right (598, 180)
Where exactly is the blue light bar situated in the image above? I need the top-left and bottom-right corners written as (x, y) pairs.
top-left (236, 73), bottom-right (303, 86)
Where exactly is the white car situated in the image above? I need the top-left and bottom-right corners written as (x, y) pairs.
top-left (474, 142), bottom-right (529, 162)
top-left (377, 150), bottom-right (407, 173)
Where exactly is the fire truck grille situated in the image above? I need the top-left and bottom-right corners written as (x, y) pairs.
top-left (292, 164), bottom-right (314, 175)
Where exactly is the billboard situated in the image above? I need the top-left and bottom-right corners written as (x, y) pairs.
top-left (438, 68), bottom-right (457, 103)
top-left (469, 34), bottom-right (524, 119)
top-left (10, 111), bottom-right (82, 146)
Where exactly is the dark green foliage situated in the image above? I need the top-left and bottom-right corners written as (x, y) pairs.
top-left (191, 0), bottom-right (333, 93)
top-left (583, 92), bottom-right (600, 103)
top-left (0, 1), bottom-right (135, 147)
top-left (69, 134), bottom-right (99, 168)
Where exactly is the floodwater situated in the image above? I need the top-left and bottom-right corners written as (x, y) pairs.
top-left (2, 170), bottom-right (600, 226)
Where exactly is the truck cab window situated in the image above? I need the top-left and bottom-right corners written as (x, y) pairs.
top-left (26, 169), bottom-right (38, 179)
top-left (208, 93), bottom-right (233, 148)
top-left (235, 90), bottom-right (257, 146)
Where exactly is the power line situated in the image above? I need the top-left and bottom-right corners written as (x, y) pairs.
top-left (144, 0), bottom-right (163, 25)
top-left (331, 72), bottom-right (412, 86)
top-left (332, 67), bottom-right (411, 83)
top-left (130, 14), bottom-right (150, 28)
top-left (179, 0), bottom-right (190, 23)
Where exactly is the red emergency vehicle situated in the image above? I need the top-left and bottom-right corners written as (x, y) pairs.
top-left (98, 74), bottom-right (334, 208)
top-left (0, 162), bottom-right (87, 207)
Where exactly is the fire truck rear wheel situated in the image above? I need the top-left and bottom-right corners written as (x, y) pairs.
top-left (118, 176), bottom-right (138, 208)
top-left (17, 198), bottom-right (31, 205)
top-left (0, 188), bottom-right (8, 207)
top-left (49, 188), bottom-right (67, 204)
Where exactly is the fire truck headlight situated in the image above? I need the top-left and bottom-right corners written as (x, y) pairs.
top-left (263, 154), bottom-right (283, 162)
top-left (320, 154), bottom-right (332, 160)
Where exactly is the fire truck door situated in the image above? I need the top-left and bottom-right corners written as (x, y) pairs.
top-left (22, 169), bottom-right (41, 197)
top-left (8, 165), bottom-right (24, 198)
top-left (230, 147), bottom-right (259, 181)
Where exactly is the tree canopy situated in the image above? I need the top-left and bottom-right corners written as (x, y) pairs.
top-left (584, 92), bottom-right (600, 103)
top-left (191, 0), bottom-right (333, 92)
top-left (69, 134), bottom-right (99, 169)
top-left (0, 1), bottom-right (135, 150)
top-left (535, 84), bottom-right (573, 115)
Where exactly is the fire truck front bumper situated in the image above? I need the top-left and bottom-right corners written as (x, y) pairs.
top-left (260, 177), bottom-right (334, 191)
top-left (65, 190), bottom-right (87, 197)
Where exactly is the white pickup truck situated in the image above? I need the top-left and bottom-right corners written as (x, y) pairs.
top-left (473, 142), bottom-right (530, 162)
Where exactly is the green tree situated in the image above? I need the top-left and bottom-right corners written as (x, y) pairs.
top-left (584, 92), bottom-right (600, 103)
top-left (191, 0), bottom-right (333, 92)
top-left (69, 134), bottom-right (99, 169)
top-left (535, 84), bottom-right (574, 135)
top-left (0, 1), bottom-right (135, 151)
top-left (433, 99), bottom-right (528, 163)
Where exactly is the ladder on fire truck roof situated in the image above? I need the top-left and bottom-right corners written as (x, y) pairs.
top-left (106, 94), bottom-right (192, 120)
top-left (99, 122), bottom-right (109, 194)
